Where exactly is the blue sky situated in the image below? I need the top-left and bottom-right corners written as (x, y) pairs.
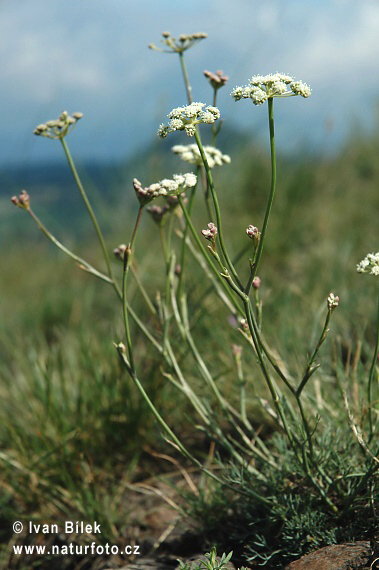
top-left (2, 0), bottom-right (379, 166)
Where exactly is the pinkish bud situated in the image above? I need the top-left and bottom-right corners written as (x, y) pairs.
top-left (11, 190), bottom-right (30, 210)
top-left (202, 222), bottom-right (218, 241)
top-left (252, 276), bottom-right (261, 289)
top-left (246, 225), bottom-right (260, 239)
top-left (204, 69), bottom-right (229, 89)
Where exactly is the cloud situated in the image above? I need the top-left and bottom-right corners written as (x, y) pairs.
top-left (1, 0), bottom-right (379, 164)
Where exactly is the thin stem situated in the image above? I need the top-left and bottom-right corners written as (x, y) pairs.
top-left (368, 284), bottom-right (379, 442)
top-left (117, 346), bottom-right (270, 505)
top-left (177, 195), bottom-right (241, 313)
top-left (60, 138), bottom-right (116, 285)
top-left (251, 97), bottom-right (277, 279)
top-left (122, 206), bottom-right (144, 374)
top-left (130, 264), bottom-right (157, 316)
top-left (27, 209), bottom-right (113, 285)
top-left (177, 167), bottom-right (200, 301)
top-left (194, 131), bottom-right (243, 290)
top-left (297, 310), bottom-right (332, 397)
top-left (178, 52), bottom-right (192, 104)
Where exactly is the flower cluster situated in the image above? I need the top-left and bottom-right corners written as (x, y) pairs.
top-left (204, 69), bottom-right (229, 90)
top-left (231, 73), bottom-right (311, 106)
top-left (246, 225), bottom-right (260, 240)
top-left (202, 222), bottom-right (218, 242)
top-left (11, 190), bottom-right (30, 210)
top-left (357, 252), bottom-right (379, 276)
top-left (33, 111), bottom-right (83, 139)
top-left (133, 173), bottom-right (197, 206)
top-left (172, 144), bottom-right (230, 168)
top-left (158, 103), bottom-right (220, 138)
top-left (327, 293), bottom-right (340, 310)
top-left (149, 31), bottom-right (207, 54)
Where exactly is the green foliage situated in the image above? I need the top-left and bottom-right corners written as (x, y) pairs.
top-left (184, 429), bottom-right (379, 567)
top-left (177, 546), bottom-right (247, 570)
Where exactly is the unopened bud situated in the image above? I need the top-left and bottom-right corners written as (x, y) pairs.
top-left (252, 276), bottom-right (261, 290)
top-left (202, 222), bottom-right (218, 242)
top-left (113, 244), bottom-right (127, 260)
top-left (246, 225), bottom-right (260, 241)
top-left (327, 293), bottom-right (339, 310)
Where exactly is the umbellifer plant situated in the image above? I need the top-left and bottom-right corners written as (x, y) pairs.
top-left (12, 31), bottom-right (379, 552)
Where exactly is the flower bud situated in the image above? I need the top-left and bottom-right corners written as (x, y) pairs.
top-left (202, 222), bottom-right (218, 242)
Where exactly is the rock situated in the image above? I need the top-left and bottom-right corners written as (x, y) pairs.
top-left (285, 541), bottom-right (371, 569)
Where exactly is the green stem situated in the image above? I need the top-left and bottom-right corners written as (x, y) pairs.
top-left (60, 138), bottom-right (116, 285)
top-left (297, 310), bottom-right (332, 397)
top-left (368, 284), bottom-right (379, 442)
top-left (27, 209), bottom-right (113, 285)
top-left (177, 167), bottom-right (199, 301)
top-left (117, 346), bottom-right (270, 505)
top-left (194, 130), bottom-right (243, 290)
top-left (178, 51), bottom-right (192, 104)
top-left (177, 195), bottom-right (241, 313)
top-left (252, 97), bottom-right (277, 279)
top-left (122, 206), bottom-right (144, 374)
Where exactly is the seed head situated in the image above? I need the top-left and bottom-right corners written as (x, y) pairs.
top-left (33, 111), bottom-right (83, 140)
top-left (149, 31), bottom-right (207, 53)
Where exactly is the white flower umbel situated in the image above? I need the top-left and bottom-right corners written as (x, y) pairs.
top-left (172, 144), bottom-right (231, 168)
top-left (158, 103), bottom-right (220, 138)
top-left (133, 173), bottom-right (197, 206)
top-left (357, 252), bottom-right (379, 276)
top-left (231, 73), bottom-right (311, 106)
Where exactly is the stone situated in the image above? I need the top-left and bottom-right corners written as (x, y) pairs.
top-left (285, 541), bottom-right (371, 569)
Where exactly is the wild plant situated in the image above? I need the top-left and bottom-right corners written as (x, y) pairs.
top-left (11, 30), bottom-right (379, 532)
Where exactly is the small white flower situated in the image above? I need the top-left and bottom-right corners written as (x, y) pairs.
top-left (182, 172), bottom-right (197, 187)
top-left (357, 252), bottom-right (379, 276)
top-left (251, 88), bottom-right (268, 105)
top-left (206, 106), bottom-right (220, 119)
top-left (169, 118), bottom-right (184, 130)
top-left (291, 80), bottom-right (312, 98)
top-left (168, 107), bottom-right (185, 119)
top-left (185, 124), bottom-right (196, 136)
top-left (201, 111), bottom-right (215, 124)
top-left (157, 124), bottom-right (169, 138)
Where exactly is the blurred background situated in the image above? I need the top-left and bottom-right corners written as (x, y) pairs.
top-left (0, 1), bottom-right (379, 567)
